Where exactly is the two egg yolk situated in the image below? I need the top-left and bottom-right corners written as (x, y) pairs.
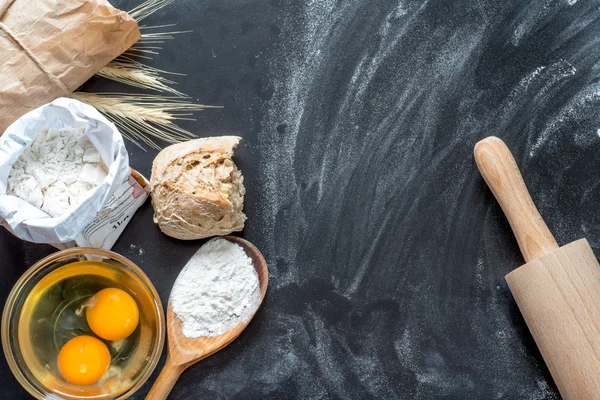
top-left (57, 288), bottom-right (139, 385)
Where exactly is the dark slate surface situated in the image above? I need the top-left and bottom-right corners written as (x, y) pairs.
top-left (4, 0), bottom-right (600, 398)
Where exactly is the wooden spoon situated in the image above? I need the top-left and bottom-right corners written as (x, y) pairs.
top-left (145, 236), bottom-right (269, 400)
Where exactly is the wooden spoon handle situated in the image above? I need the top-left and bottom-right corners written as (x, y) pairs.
top-left (474, 136), bottom-right (558, 262)
top-left (145, 356), bottom-right (185, 400)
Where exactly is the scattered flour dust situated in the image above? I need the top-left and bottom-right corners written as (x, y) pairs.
top-left (129, 243), bottom-right (145, 256)
top-left (171, 238), bottom-right (261, 338)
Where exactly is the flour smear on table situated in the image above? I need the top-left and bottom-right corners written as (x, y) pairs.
top-left (171, 238), bottom-right (260, 338)
top-left (252, 0), bottom-right (598, 397)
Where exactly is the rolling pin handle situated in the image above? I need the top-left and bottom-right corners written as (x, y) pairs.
top-left (474, 136), bottom-right (559, 262)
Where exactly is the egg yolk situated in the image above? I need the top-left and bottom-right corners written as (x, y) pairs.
top-left (86, 288), bottom-right (139, 341)
top-left (57, 335), bottom-right (110, 385)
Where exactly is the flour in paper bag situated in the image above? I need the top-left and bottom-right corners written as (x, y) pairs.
top-left (7, 127), bottom-right (108, 218)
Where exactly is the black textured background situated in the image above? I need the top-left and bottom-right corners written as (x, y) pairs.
top-left (4, 0), bottom-right (600, 398)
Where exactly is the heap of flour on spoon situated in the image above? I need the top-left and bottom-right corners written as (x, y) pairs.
top-left (170, 238), bottom-right (260, 338)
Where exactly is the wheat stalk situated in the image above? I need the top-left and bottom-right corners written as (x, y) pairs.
top-left (71, 92), bottom-right (221, 150)
top-left (138, 25), bottom-right (192, 44)
top-left (128, 0), bottom-right (176, 22)
top-left (124, 27), bottom-right (192, 59)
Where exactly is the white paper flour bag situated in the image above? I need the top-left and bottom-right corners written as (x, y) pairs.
top-left (0, 97), bottom-right (149, 249)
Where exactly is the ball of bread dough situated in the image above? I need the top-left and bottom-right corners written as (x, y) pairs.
top-left (150, 136), bottom-right (246, 240)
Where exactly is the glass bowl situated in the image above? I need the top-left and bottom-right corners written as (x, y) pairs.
top-left (2, 248), bottom-right (165, 399)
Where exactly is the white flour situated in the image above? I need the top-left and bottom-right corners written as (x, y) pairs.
top-left (171, 238), bottom-right (260, 338)
top-left (7, 127), bottom-right (107, 217)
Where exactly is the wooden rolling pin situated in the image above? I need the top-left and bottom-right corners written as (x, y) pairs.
top-left (475, 136), bottom-right (600, 400)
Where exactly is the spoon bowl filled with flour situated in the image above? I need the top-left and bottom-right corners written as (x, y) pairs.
top-left (146, 236), bottom-right (268, 400)
top-left (170, 237), bottom-right (263, 338)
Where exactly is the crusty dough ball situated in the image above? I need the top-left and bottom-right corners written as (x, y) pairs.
top-left (150, 136), bottom-right (246, 240)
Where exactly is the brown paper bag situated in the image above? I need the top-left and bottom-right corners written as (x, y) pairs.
top-left (0, 0), bottom-right (140, 133)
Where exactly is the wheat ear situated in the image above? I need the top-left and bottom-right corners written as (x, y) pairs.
top-left (97, 63), bottom-right (185, 96)
top-left (71, 92), bottom-right (221, 150)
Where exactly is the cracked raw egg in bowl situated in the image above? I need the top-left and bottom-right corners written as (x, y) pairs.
top-left (2, 248), bottom-right (165, 400)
